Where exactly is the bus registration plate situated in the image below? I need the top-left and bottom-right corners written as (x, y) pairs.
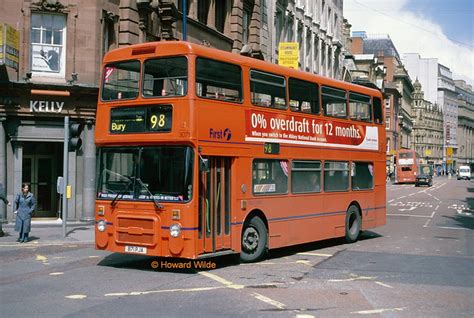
top-left (125, 245), bottom-right (147, 254)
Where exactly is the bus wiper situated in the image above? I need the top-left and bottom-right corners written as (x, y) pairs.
top-left (135, 177), bottom-right (164, 209)
top-left (110, 179), bottom-right (133, 207)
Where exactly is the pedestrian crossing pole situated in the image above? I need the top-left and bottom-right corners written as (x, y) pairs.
top-left (62, 116), bottom-right (69, 237)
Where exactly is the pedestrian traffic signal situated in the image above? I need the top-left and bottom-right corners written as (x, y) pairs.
top-left (68, 122), bottom-right (83, 152)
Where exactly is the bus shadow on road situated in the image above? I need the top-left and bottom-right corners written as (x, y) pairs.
top-left (97, 252), bottom-right (239, 273)
top-left (96, 231), bottom-right (382, 272)
top-left (268, 231), bottom-right (382, 260)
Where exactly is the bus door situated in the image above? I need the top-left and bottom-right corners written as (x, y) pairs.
top-left (199, 157), bottom-right (232, 254)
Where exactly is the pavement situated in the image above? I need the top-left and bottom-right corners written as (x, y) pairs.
top-left (0, 219), bottom-right (95, 244)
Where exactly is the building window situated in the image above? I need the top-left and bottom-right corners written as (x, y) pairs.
top-left (31, 13), bottom-right (66, 75)
top-left (215, 0), bottom-right (227, 33)
top-left (243, 1), bottom-right (253, 45)
top-left (198, 0), bottom-right (210, 24)
top-left (102, 11), bottom-right (117, 56)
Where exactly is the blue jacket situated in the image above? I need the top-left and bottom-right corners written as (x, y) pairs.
top-left (14, 192), bottom-right (36, 233)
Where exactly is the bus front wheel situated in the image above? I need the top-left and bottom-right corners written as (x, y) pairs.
top-left (345, 206), bottom-right (361, 243)
top-left (240, 216), bottom-right (267, 262)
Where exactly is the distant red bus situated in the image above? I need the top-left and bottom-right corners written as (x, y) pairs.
top-left (95, 41), bottom-right (386, 262)
top-left (395, 150), bottom-right (419, 183)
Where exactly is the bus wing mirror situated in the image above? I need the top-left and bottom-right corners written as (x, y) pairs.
top-left (199, 158), bottom-right (209, 172)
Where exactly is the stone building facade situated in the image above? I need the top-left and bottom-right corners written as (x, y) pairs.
top-left (265, 0), bottom-right (345, 79)
top-left (411, 79), bottom-right (444, 171)
top-left (455, 80), bottom-right (474, 170)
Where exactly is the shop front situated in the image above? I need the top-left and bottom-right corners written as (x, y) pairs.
top-left (0, 81), bottom-right (97, 223)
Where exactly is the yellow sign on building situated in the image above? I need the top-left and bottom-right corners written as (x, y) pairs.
top-left (0, 24), bottom-right (4, 60)
top-left (424, 149), bottom-right (432, 156)
top-left (278, 42), bottom-right (299, 69)
top-left (5, 23), bottom-right (20, 70)
top-left (446, 147), bottom-right (453, 156)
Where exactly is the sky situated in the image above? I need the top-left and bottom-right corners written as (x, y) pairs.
top-left (344, 0), bottom-right (474, 87)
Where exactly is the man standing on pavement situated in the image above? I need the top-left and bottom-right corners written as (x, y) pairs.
top-left (14, 183), bottom-right (36, 243)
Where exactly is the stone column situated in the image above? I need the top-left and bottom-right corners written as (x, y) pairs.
top-left (13, 142), bottom-right (23, 219)
top-left (81, 121), bottom-right (96, 222)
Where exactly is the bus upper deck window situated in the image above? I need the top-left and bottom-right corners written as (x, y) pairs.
top-left (196, 58), bottom-right (242, 102)
top-left (250, 70), bottom-right (287, 109)
top-left (289, 78), bottom-right (319, 114)
top-left (143, 56), bottom-right (188, 97)
top-left (349, 92), bottom-right (371, 122)
top-left (373, 97), bottom-right (383, 124)
top-left (322, 86), bottom-right (347, 118)
top-left (102, 60), bottom-right (141, 101)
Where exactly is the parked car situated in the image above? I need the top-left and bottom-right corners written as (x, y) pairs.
top-left (457, 166), bottom-right (471, 180)
top-left (415, 164), bottom-right (433, 187)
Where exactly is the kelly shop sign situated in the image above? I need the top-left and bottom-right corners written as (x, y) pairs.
top-left (30, 100), bottom-right (64, 113)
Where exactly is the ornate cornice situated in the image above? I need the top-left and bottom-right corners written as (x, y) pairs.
top-left (31, 0), bottom-right (66, 13)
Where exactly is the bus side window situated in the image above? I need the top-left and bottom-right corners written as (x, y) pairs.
top-left (349, 92), bottom-right (371, 122)
top-left (289, 78), bottom-right (319, 114)
top-left (196, 58), bottom-right (243, 102)
top-left (324, 161), bottom-right (349, 192)
top-left (322, 86), bottom-right (347, 118)
top-left (250, 70), bottom-right (287, 109)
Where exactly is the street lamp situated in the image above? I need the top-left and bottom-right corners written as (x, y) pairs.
top-left (398, 115), bottom-right (404, 149)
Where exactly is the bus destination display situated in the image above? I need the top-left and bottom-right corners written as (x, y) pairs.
top-left (110, 105), bottom-right (172, 133)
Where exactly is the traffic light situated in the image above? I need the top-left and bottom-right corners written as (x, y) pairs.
top-left (68, 122), bottom-right (83, 152)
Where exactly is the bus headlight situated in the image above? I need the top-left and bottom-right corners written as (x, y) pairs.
top-left (97, 220), bottom-right (106, 232)
top-left (170, 223), bottom-right (181, 238)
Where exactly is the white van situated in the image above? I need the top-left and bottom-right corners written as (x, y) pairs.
top-left (457, 166), bottom-right (471, 180)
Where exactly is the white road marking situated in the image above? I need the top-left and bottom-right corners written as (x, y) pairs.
top-left (65, 294), bottom-right (87, 299)
top-left (252, 292), bottom-right (286, 309)
top-left (438, 226), bottom-right (470, 231)
top-left (36, 254), bottom-right (49, 265)
top-left (328, 275), bottom-right (376, 282)
top-left (352, 307), bottom-right (406, 315)
top-left (398, 207), bottom-right (416, 212)
top-left (49, 272), bottom-right (64, 276)
top-left (104, 286), bottom-right (223, 297)
top-left (297, 252), bottom-right (332, 257)
top-left (423, 219), bottom-right (432, 228)
top-left (387, 214), bottom-right (432, 218)
top-left (198, 271), bottom-right (244, 289)
top-left (296, 260), bottom-right (312, 266)
top-left (388, 199), bottom-right (394, 203)
top-left (375, 281), bottom-right (393, 288)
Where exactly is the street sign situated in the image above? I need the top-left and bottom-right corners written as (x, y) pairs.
top-left (278, 42), bottom-right (299, 69)
top-left (425, 149), bottom-right (431, 156)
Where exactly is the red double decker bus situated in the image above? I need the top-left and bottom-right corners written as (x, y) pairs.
top-left (395, 150), bottom-right (419, 184)
top-left (95, 41), bottom-right (386, 262)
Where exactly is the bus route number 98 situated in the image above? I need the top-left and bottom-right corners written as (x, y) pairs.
top-left (148, 106), bottom-right (172, 132)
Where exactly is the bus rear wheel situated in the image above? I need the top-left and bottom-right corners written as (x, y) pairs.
top-left (240, 216), bottom-right (267, 263)
top-left (345, 205), bottom-right (361, 243)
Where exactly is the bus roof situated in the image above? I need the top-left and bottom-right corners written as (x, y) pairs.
top-left (103, 41), bottom-right (382, 98)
